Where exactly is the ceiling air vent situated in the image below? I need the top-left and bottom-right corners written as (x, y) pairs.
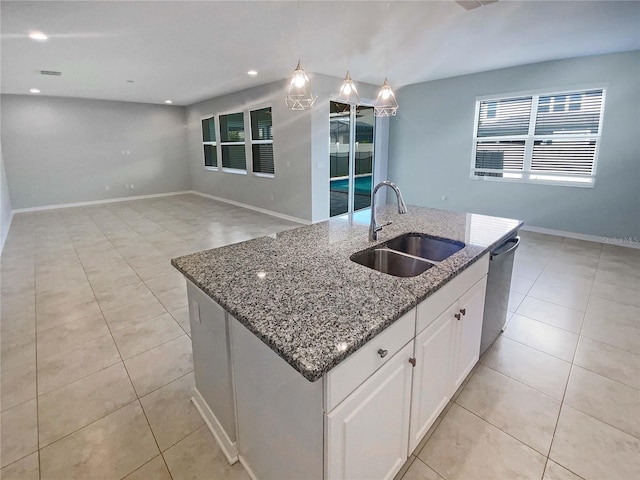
top-left (40, 70), bottom-right (62, 76)
top-left (455, 0), bottom-right (498, 11)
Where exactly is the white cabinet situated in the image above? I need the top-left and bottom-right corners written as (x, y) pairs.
top-left (452, 278), bottom-right (487, 393)
top-left (409, 274), bottom-right (487, 454)
top-left (408, 303), bottom-right (457, 453)
top-left (186, 254), bottom-right (490, 480)
top-left (326, 342), bottom-right (414, 480)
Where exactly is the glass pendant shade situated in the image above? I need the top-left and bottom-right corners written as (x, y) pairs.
top-left (336, 70), bottom-right (360, 104)
top-left (285, 60), bottom-right (317, 110)
top-left (374, 78), bottom-right (398, 117)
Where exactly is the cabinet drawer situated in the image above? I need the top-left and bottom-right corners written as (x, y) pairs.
top-left (324, 308), bottom-right (415, 413)
top-left (416, 254), bottom-right (489, 334)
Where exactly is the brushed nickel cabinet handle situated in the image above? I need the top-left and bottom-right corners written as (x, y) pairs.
top-left (377, 349), bottom-right (388, 358)
top-left (454, 313), bottom-right (461, 320)
top-left (460, 308), bottom-right (466, 315)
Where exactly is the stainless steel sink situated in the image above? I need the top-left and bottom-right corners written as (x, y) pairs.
top-left (350, 233), bottom-right (465, 277)
top-left (385, 233), bottom-right (465, 262)
top-left (350, 248), bottom-right (434, 278)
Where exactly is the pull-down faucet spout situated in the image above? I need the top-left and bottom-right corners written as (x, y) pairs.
top-left (369, 181), bottom-right (407, 241)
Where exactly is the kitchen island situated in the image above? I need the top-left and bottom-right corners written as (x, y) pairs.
top-left (172, 205), bottom-right (522, 480)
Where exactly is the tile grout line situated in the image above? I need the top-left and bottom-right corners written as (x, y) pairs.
top-left (30, 227), bottom-right (42, 480)
top-left (500, 326), bottom-right (580, 364)
top-left (519, 238), bottom-right (598, 480)
top-left (453, 398), bottom-right (554, 459)
top-left (28, 201), bottom-right (180, 478)
top-left (542, 246), bottom-right (600, 479)
top-left (481, 352), bottom-right (567, 402)
top-left (79, 211), bottom-right (171, 479)
top-left (102, 199), bottom-right (193, 480)
top-left (84, 204), bottom-right (199, 480)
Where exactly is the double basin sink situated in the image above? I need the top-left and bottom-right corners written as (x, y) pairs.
top-left (351, 233), bottom-right (465, 277)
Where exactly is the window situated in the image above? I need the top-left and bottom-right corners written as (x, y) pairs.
top-left (201, 116), bottom-right (217, 169)
top-left (471, 88), bottom-right (605, 186)
top-left (250, 107), bottom-right (274, 175)
top-left (219, 112), bottom-right (247, 171)
top-left (201, 107), bottom-right (276, 178)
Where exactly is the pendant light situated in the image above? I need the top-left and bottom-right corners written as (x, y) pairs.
top-left (336, 8), bottom-right (360, 104)
top-left (285, 1), bottom-right (317, 110)
top-left (374, 78), bottom-right (398, 117)
top-left (337, 71), bottom-right (360, 104)
top-left (374, 2), bottom-right (398, 117)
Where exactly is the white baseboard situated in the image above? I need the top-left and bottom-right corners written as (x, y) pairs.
top-left (12, 191), bottom-right (192, 213)
top-left (189, 190), bottom-right (310, 225)
top-left (238, 455), bottom-right (259, 480)
top-left (191, 388), bottom-right (239, 464)
top-left (520, 225), bottom-right (640, 249)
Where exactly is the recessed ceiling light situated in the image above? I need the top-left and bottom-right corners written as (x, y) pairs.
top-left (29, 31), bottom-right (48, 41)
top-left (165, 100), bottom-right (173, 104)
top-left (247, 70), bottom-right (258, 76)
top-left (29, 88), bottom-right (40, 94)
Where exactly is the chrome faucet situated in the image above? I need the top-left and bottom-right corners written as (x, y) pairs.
top-left (369, 181), bottom-right (407, 241)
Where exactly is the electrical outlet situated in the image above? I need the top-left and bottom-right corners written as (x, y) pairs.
top-left (130, 184), bottom-right (134, 189)
top-left (190, 300), bottom-right (201, 324)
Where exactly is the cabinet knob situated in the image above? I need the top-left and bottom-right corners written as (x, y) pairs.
top-left (377, 349), bottom-right (388, 358)
top-left (454, 313), bottom-right (461, 320)
top-left (460, 308), bottom-right (466, 315)
top-left (409, 357), bottom-right (416, 367)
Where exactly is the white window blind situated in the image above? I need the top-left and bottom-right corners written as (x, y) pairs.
top-left (201, 116), bottom-right (218, 169)
top-left (250, 107), bottom-right (275, 175)
top-left (471, 88), bottom-right (605, 186)
top-left (219, 112), bottom-right (247, 171)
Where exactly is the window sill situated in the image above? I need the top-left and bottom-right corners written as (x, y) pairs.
top-left (470, 174), bottom-right (595, 188)
top-left (222, 168), bottom-right (248, 175)
top-left (204, 166), bottom-right (218, 172)
top-left (253, 172), bottom-right (275, 179)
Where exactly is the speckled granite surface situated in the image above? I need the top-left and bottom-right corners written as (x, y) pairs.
top-left (172, 205), bottom-right (522, 381)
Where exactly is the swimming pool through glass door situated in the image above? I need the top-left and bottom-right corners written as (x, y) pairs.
top-left (329, 102), bottom-right (375, 217)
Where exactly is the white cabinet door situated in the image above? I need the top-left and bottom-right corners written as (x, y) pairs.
top-left (451, 277), bottom-right (487, 393)
top-left (326, 342), bottom-right (414, 480)
top-left (408, 303), bottom-right (457, 453)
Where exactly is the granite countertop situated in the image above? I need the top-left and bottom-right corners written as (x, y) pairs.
top-left (171, 205), bottom-right (523, 382)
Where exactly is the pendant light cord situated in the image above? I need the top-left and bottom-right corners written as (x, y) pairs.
top-left (346, 5), bottom-right (351, 71)
top-left (385, 1), bottom-right (390, 78)
top-left (297, 0), bottom-right (302, 61)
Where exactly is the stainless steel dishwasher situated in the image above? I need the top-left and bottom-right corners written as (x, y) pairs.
top-left (480, 234), bottom-right (521, 355)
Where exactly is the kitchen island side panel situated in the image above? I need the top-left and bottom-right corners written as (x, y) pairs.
top-left (188, 282), bottom-right (237, 444)
top-left (230, 317), bottom-right (324, 480)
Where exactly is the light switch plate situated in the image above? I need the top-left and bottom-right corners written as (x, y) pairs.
top-left (190, 299), bottom-right (201, 324)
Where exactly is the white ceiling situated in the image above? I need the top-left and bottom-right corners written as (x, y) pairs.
top-left (2, 0), bottom-right (639, 106)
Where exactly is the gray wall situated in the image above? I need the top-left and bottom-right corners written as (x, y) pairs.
top-left (186, 80), bottom-right (313, 222)
top-left (186, 74), bottom-right (380, 223)
top-left (1, 95), bottom-right (190, 209)
top-left (388, 51), bottom-right (640, 238)
top-left (0, 142), bottom-right (13, 253)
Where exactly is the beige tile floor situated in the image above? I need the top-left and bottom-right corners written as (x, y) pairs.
top-left (1, 194), bottom-right (638, 479)
top-left (0, 194), bottom-right (298, 480)
top-left (399, 231), bottom-right (640, 480)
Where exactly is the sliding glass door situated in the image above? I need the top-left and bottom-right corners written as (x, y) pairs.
top-left (329, 102), bottom-right (375, 217)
